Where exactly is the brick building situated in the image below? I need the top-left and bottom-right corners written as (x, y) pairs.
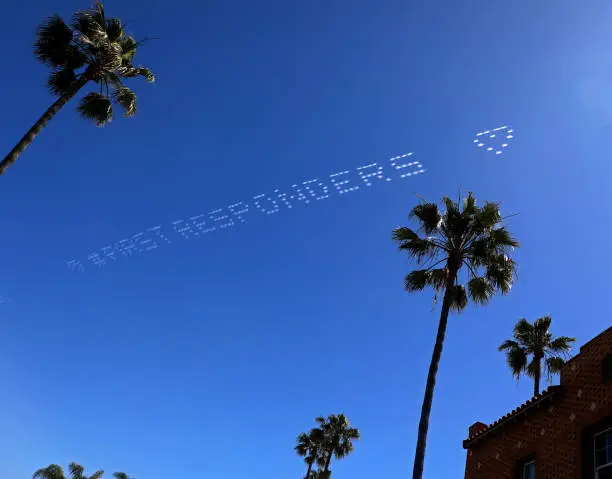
top-left (463, 326), bottom-right (612, 478)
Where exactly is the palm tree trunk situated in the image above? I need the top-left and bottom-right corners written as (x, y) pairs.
top-left (0, 75), bottom-right (90, 177)
top-left (412, 268), bottom-right (458, 479)
top-left (323, 449), bottom-right (333, 475)
top-left (306, 462), bottom-right (312, 479)
top-left (533, 357), bottom-right (541, 396)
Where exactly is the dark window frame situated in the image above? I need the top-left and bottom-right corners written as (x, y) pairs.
top-left (515, 452), bottom-right (536, 479)
top-left (603, 354), bottom-right (612, 385)
top-left (583, 415), bottom-right (612, 479)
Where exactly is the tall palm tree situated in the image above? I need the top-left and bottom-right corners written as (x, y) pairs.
top-left (392, 193), bottom-right (519, 479)
top-left (33, 463), bottom-right (132, 479)
top-left (0, 1), bottom-right (155, 177)
top-left (316, 414), bottom-right (360, 477)
top-left (295, 428), bottom-right (325, 479)
top-left (499, 316), bottom-right (575, 396)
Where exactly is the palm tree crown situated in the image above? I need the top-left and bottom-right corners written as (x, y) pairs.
top-left (393, 192), bottom-right (519, 479)
top-left (35, 1), bottom-right (154, 124)
top-left (393, 193), bottom-right (518, 308)
top-left (499, 316), bottom-right (575, 396)
top-left (0, 1), bottom-right (155, 176)
top-left (316, 414), bottom-right (360, 476)
top-left (33, 463), bottom-right (132, 479)
top-left (295, 428), bottom-right (325, 478)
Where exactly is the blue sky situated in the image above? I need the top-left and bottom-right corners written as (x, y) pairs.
top-left (0, 0), bottom-right (611, 478)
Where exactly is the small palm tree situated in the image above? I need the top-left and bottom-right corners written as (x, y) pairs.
top-left (316, 414), bottom-right (360, 477)
top-left (499, 316), bottom-right (575, 396)
top-left (392, 193), bottom-right (519, 479)
top-left (112, 474), bottom-right (134, 479)
top-left (67, 464), bottom-right (104, 479)
top-left (0, 1), bottom-right (155, 177)
top-left (33, 465), bottom-right (66, 479)
top-left (33, 463), bottom-right (133, 479)
top-left (295, 428), bottom-right (325, 479)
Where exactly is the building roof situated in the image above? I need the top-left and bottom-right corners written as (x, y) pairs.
top-left (462, 385), bottom-right (564, 449)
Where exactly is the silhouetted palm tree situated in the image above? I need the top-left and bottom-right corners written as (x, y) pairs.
top-left (499, 316), bottom-right (575, 396)
top-left (316, 414), bottom-right (360, 477)
top-left (0, 1), bottom-right (155, 176)
top-left (295, 428), bottom-right (325, 478)
top-left (392, 192), bottom-right (519, 479)
top-left (33, 463), bottom-right (132, 479)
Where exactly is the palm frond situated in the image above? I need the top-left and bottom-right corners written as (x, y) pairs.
top-left (545, 356), bottom-right (566, 381)
top-left (47, 68), bottom-right (77, 96)
top-left (33, 465), bottom-right (65, 479)
top-left (118, 65), bottom-right (155, 83)
top-left (77, 92), bottom-right (113, 126)
top-left (548, 336), bottom-right (576, 354)
top-left (404, 268), bottom-right (447, 292)
top-left (448, 284), bottom-right (467, 312)
top-left (92, 1), bottom-right (106, 29)
top-left (442, 196), bottom-right (460, 217)
top-left (442, 195), bottom-right (470, 238)
top-left (498, 339), bottom-right (520, 351)
top-left (68, 463), bottom-right (84, 479)
top-left (533, 315), bottom-right (552, 334)
top-left (34, 15), bottom-right (76, 67)
top-left (474, 201), bottom-right (502, 231)
top-left (467, 276), bottom-right (495, 305)
top-left (137, 67), bottom-right (155, 82)
top-left (112, 473), bottom-right (130, 479)
top-left (489, 227), bottom-right (519, 250)
top-left (391, 226), bottom-right (419, 242)
top-left (105, 17), bottom-right (123, 42)
top-left (525, 357), bottom-right (540, 380)
top-left (397, 236), bottom-right (437, 262)
top-left (112, 85), bottom-right (136, 117)
top-left (513, 318), bottom-right (533, 347)
top-left (72, 5), bottom-right (107, 43)
top-left (295, 432), bottom-right (309, 456)
top-left (98, 41), bottom-right (123, 70)
top-left (118, 35), bottom-right (137, 62)
top-left (409, 202), bottom-right (441, 234)
top-left (463, 192), bottom-right (476, 216)
top-left (485, 253), bottom-right (515, 294)
top-left (89, 472), bottom-right (104, 479)
top-left (505, 345), bottom-right (527, 379)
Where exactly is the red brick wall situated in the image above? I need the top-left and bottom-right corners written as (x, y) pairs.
top-left (464, 327), bottom-right (612, 479)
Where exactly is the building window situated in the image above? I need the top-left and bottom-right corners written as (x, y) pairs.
top-left (516, 455), bottom-right (536, 479)
top-left (603, 354), bottom-right (612, 385)
top-left (521, 460), bottom-right (536, 479)
top-left (595, 428), bottom-right (612, 478)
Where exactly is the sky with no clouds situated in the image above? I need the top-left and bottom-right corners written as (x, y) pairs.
top-left (0, 1), bottom-right (611, 478)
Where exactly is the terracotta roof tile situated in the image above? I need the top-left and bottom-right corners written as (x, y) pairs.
top-left (462, 385), bottom-right (563, 449)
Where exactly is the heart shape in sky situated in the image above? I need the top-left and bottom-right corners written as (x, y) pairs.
top-left (473, 125), bottom-right (514, 155)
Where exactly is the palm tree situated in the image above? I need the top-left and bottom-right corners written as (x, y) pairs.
top-left (113, 474), bottom-right (134, 479)
top-left (499, 316), bottom-right (575, 396)
top-left (33, 465), bottom-right (66, 479)
top-left (392, 193), bottom-right (519, 479)
top-left (34, 464), bottom-right (103, 479)
top-left (316, 414), bottom-right (360, 477)
top-left (33, 463), bottom-right (132, 479)
top-left (295, 428), bottom-right (325, 479)
top-left (0, 1), bottom-right (155, 177)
